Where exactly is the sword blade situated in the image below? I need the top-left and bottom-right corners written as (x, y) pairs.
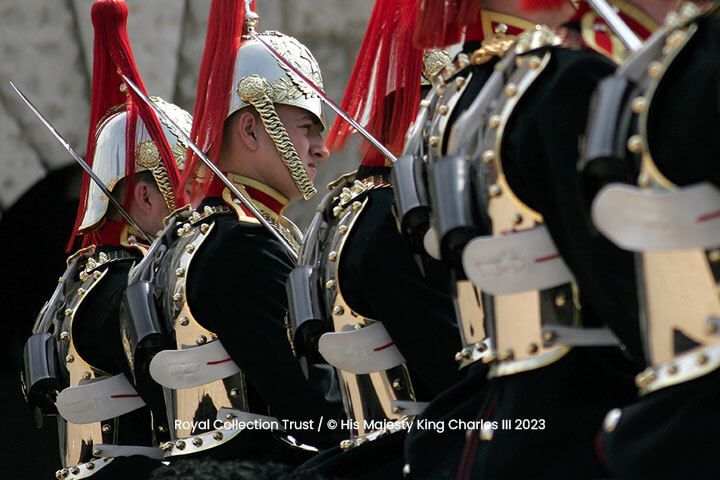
top-left (250, 31), bottom-right (398, 164)
top-left (586, 0), bottom-right (643, 52)
top-left (9, 82), bottom-right (153, 244)
top-left (121, 76), bottom-right (300, 261)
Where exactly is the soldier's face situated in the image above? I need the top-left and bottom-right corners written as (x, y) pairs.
top-left (258, 104), bottom-right (329, 200)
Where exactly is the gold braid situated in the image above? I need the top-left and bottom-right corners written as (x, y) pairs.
top-left (236, 75), bottom-right (317, 200)
top-left (135, 140), bottom-right (177, 211)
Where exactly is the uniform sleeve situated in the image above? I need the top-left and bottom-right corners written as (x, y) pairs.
top-left (188, 225), bottom-right (342, 444)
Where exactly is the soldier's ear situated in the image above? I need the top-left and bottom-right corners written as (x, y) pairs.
top-left (237, 110), bottom-right (260, 151)
top-left (132, 181), bottom-right (156, 215)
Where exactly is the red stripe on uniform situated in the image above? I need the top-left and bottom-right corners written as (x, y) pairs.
top-left (373, 342), bottom-right (395, 352)
top-left (207, 357), bottom-right (233, 365)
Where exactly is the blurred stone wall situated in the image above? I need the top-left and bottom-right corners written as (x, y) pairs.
top-left (0, 0), bottom-right (373, 227)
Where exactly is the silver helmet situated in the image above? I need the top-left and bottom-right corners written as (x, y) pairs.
top-left (79, 97), bottom-right (192, 232)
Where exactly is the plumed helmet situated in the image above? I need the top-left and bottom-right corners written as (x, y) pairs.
top-left (185, 0), bottom-right (324, 201)
top-left (79, 98), bottom-right (192, 232)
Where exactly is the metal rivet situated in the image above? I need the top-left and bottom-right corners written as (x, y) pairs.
top-left (226, 413), bottom-right (236, 420)
top-left (179, 316), bottom-right (190, 326)
top-left (648, 61), bottom-right (663, 79)
top-left (85, 462), bottom-right (95, 470)
top-left (488, 184), bottom-right (502, 198)
top-left (98, 252), bottom-right (108, 263)
top-left (528, 56), bottom-right (542, 69)
top-left (392, 379), bottom-right (402, 390)
top-left (482, 150), bottom-right (496, 163)
top-left (79, 271), bottom-right (89, 281)
top-left (709, 250), bottom-right (720, 263)
top-left (505, 84), bottom-right (518, 97)
top-left (65, 354), bottom-right (75, 364)
top-left (438, 105), bottom-right (449, 115)
top-left (495, 22), bottom-right (508, 34)
top-left (632, 97), bottom-right (648, 114)
top-left (93, 271), bottom-right (102, 279)
top-left (428, 136), bottom-right (439, 147)
top-left (101, 424), bottom-right (111, 433)
top-left (176, 228), bottom-right (185, 237)
top-left (554, 294), bottom-right (567, 308)
top-left (455, 77), bottom-right (466, 89)
top-left (173, 293), bottom-right (183, 302)
top-left (328, 251), bottom-right (338, 262)
top-left (352, 201), bottom-right (362, 211)
top-left (200, 223), bottom-right (210, 234)
top-left (92, 448), bottom-right (102, 457)
top-left (192, 437), bottom-right (203, 447)
top-left (185, 245), bottom-right (195, 254)
top-left (78, 287), bottom-right (87, 296)
top-left (196, 335), bottom-right (207, 345)
top-left (175, 440), bottom-right (186, 450)
top-left (339, 225), bottom-right (348, 234)
top-left (638, 172), bottom-right (652, 188)
top-left (627, 135), bottom-right (644, 153)
top-left (128, 235), bottom-right (137, 245)
top-left (175, 268), bottom-right (185, 277)
top-left (340, 439), bottom-right (353, 450)
top-left (64, 309), bottom-right (73, 317)
top-left (81, 371), bottom-right (91, 380)
top-left (332, 305), bottom-right (344, 315)
top-left (511, 213), bottom-right (523, 226)
top-left (213, 431), bottom-right (224, 441)
top-left (325, 280), bottom-right (336, 290)
top-left (158, 425), bottom-right (167, 433)
top-left (543, 330), bottom-right (556, 343)
top-left (69, 467), bottom-right (80, 475)
top-left (603, 408), bottom-right (622, 433)
top-left (489, 115), bottom-right (501, 129)
top-left (419, 99), bottom-right (430, 108)
top-left (667, 364), bottom-right (678, 375)
top-left (230, 388), bottom-right (239, 397)
top-left (160, 442), bottom-right (174, 451)
top-left (527, 343), bottom-right (539, 355)
top-left (697, 354), bottom-right (709, 366)
top-left (475, 342), bottom-right (487, 352)
top-left (333, 206), bottom-right (344, 218)
top-left (706, 319), bottom-right (718, 335)
top-left (392, 406), bottom-right (400, 414)
top-left (498, 349), bottom-right (514, 361)
top-left (60, 331), bottom-right (70, 341)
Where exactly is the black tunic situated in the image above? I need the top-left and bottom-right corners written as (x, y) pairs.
top-left (598, 13), bottom-right (720, 479)
top-left (297, 168), bottom-right (462, 479)
top-left (182, 197), bottom-right (343, 464)
top-left (71, 246), bottom-right (159, 478)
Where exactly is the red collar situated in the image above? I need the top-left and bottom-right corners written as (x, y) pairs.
top-left (206, 174), bottom-right (287, 216)
top-left (466, 10), bottom-right (537, 43)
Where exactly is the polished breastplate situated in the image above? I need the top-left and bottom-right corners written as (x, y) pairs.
top-left (319, 177), bottom-right (418, 449)
top-left (150, 205), bottom-right (256, 457)
top-left (53, 249), bottom-right (157, 480)
top-left (590, 4), bottom-right (720, 394)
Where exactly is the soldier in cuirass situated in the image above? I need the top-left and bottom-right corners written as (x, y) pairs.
top-left (582, 1), bottom-right (720, 477)
top-left (138, 0), bottom-right (342, 468)
top-left (21, 1), bottom-right (191, 479)
top-left (284, 1), bottom-right (460, 478)
top-left (397, 0), bottom-right (675, 478)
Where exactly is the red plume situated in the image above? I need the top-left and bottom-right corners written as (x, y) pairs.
top-left (413, 0), bottom-right (481, 48)
top-left (67, 0), bottom-right (181, 251)
top-left (326, 0), bottom-right (424, 167)
top-left (182, 0), bottom-right (255, 203)
top-left (521, 0), bottom-right (569, 11)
